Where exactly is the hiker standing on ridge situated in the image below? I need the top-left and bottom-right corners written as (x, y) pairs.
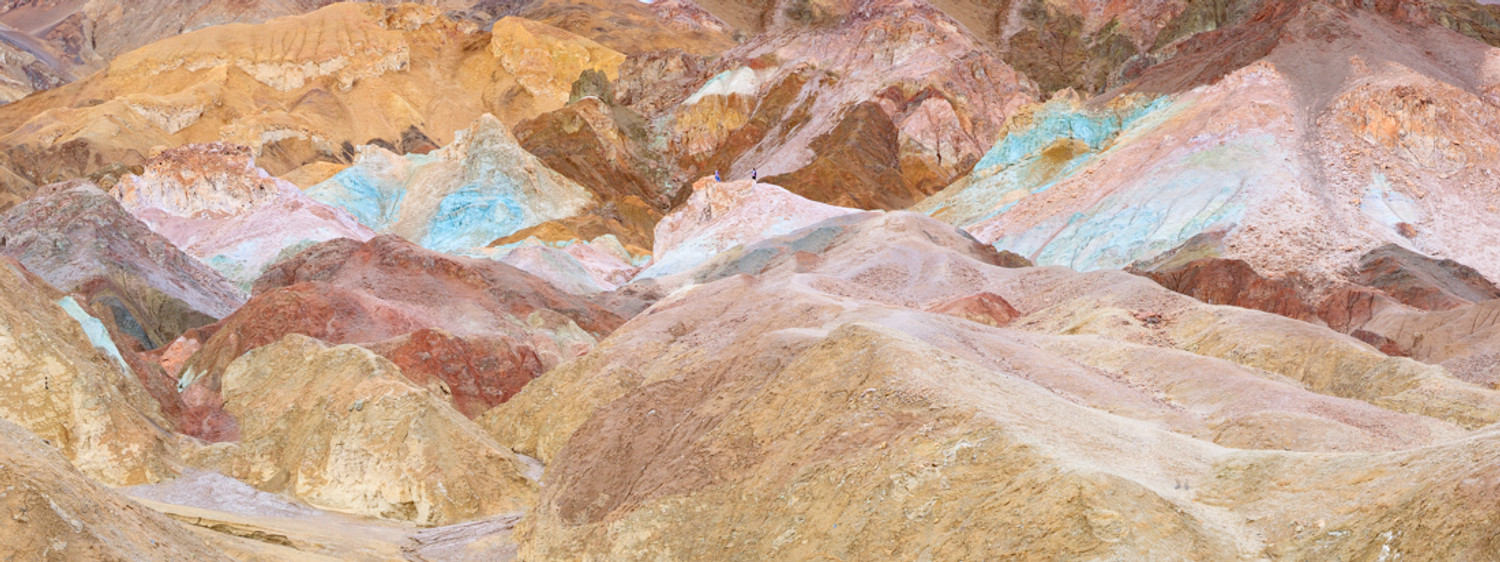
top-left (714, 170), bottom-right (721, 182)
top-left (751, 168), bottom-right (757, 181)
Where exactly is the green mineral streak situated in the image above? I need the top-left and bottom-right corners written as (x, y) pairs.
top-left (1153, 0), bottom-right (1266, 50)
top-left (1004, 0), bottom-right (1138, 95)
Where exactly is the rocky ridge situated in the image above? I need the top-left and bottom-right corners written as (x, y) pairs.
top-left (923, 6), bottom-right (1500, 289)
top-left (111, 143), bottom-right (375, 287)
top-left (307, 114), bottom-right (592, 255)
top-left (0, 3), bottom-right (626, 190)
top-left (171, 234), bottom-right (620, 439)
top-left (188, 334), bottom-right (537, 526)
top-left (0, 256), bottom-right (178, 486)
top-left (0, 180), bottom-right (244, 346)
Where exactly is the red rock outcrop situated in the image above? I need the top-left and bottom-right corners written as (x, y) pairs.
top-left (1318, 244), bottom-right (1498, 332)
top-left (173, 234), bottom-right (623, 438)
top-left (365, 329), bottom-right (547, 418)
top-left (1312, 246), bottom-right (1500, 383)
top-left (1350, 243), bottom-right (1500, 311)
top-left (1133, 258), bottom-right (1318, 322)
top-left (1315, 285), bottom-right (1395, 334)
top-left (253, 235), bottom-right (622, 335)
top-left (1133, 244), bottom-right (1500, 372)
top-left (926, 291), bottom-right (1021, 327)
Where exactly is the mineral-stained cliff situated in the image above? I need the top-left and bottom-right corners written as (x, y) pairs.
top-left (0, 180), bottom-right (244, 346)
top-left (659, 0), bottom-right (1037, 209)
top-left (112, 143), bottom-right (374, 286)
top-left (307, 114), bottom-right (592, 255)
top-left (0, 256), bottom-right (178, 486)
top-left (0, 3), bottom-right (628, 186)
top-left (171, 234), bottom-right (620, 439)
top-left (924, 5), bottom-right (1500, 288)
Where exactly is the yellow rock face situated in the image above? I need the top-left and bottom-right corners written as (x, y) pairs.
top-left (108, 4), bottom-right (417, 93)
top-left (489, 17), bottom-right (626, 106)
top-left (0, 4), bottom-right (625, 181)
top-left (194, 334), bottom-right (537, 526)
top-left (0, 257), bottom-right (177, 486)
top-left (281, 161), bottom-right (349, 190)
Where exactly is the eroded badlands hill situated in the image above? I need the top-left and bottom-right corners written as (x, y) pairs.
top-left (0, 3), bottom-right (626, 196)
top-left (655, 0), bottom-right (1037, 209)
top-left (922, 1), bottom-right (1500, 289)
top-left (0, 0), bottom-right (1496, 559)
top-left (113, 143), bottom-right (376, 286)
top-left (485, 180), bottom-right (1500, 560)
top-left (0, 256), bottom-right (179, 486)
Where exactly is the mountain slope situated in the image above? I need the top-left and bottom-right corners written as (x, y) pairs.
top-left (485, 183), bottom-right (1500, 558)
top-left (922, 2), bottom-right (1500, 288)
top-left (0, 4), bottom-right (626, 188)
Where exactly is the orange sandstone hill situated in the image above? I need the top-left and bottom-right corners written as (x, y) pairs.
top-left (0, 3), bottom-right (626, 196)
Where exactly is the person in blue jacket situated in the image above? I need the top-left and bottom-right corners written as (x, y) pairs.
top-left (714, 170), bottom-right (721, 182)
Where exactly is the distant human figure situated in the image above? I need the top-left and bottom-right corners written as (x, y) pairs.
top-left (751, 168), bottom-right (757, 181)
top-left (714, 170), bottom-right (721, 182)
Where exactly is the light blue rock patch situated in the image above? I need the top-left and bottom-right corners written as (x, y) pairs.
top-left (306, 122), bottom-right (591, 257)
top-left (57, 296), bottom-right (132, 375)
top-left (421, 184), bottom-right (532, 254)
top-left (974, 96), bottom-right (1172, 172)
top-left (1360, 173), bottom-right (1422, 231)
top-left (924, 96), bottom-right (1175, 230)
top-left (306, 154), bottom-right (432, 232)
top-left (993, 136), bottom-right (1268, 270)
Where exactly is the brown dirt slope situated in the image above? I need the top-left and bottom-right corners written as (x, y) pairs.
top-left (483, 206), bottom-right (1497, 559)
top-left (0, 419), bottom-right (225, 561)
